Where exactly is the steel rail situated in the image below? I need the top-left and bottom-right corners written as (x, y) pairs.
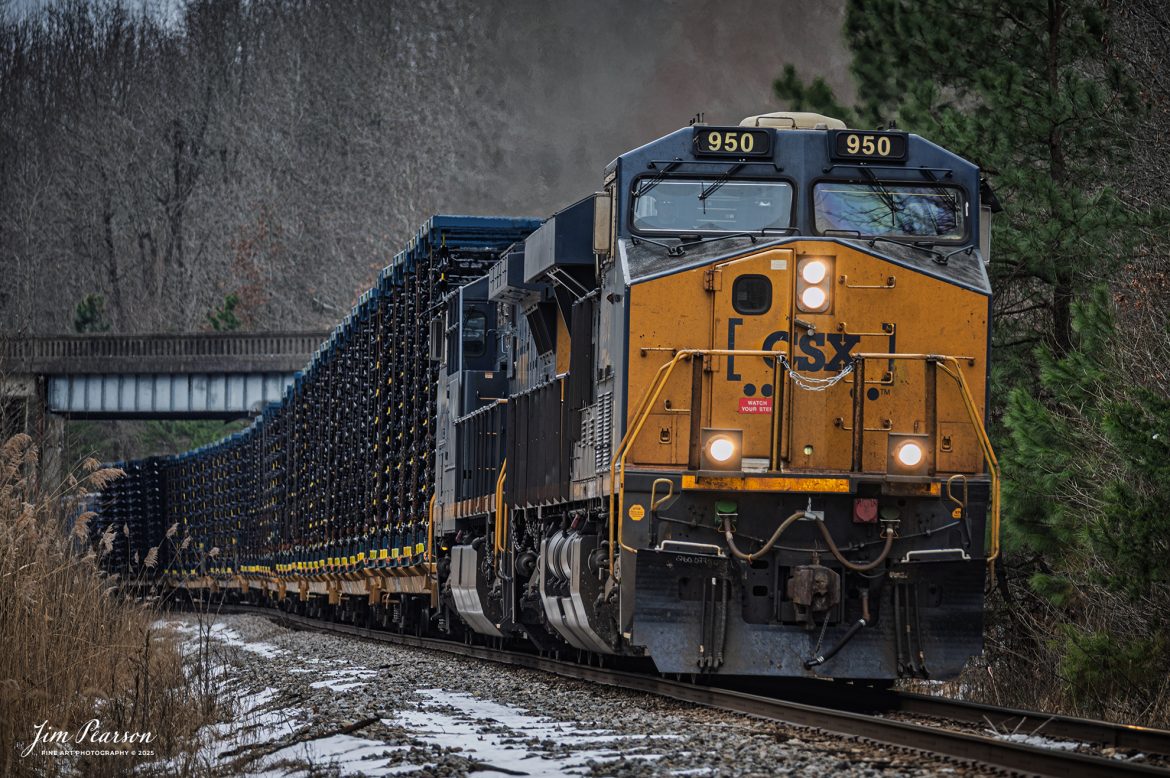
top-left (716, 675), bottom-right (1170, 759)
top-left (888, 691), bottom-right (1170, 756)
top-left (206, 604), bottom-right (1168, 777)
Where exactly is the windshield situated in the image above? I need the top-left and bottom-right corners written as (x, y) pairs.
top-left (813, 182), bottom-right (965, 240)
top-left (632, 179), bottom-right (793, 234)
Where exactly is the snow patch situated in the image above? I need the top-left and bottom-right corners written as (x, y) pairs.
top-left (308, 667), bottom-right (378, 693)
top-left (208, 623), bottom-right (287, 658)
top-left (253, 734), bottom-right (399, 777)
top-left (153, 617), bottom-right (287, 658)
top-left (994, 732), bottom-right (1081, 751)
top-left (385, 688), bottom-right (670, 776)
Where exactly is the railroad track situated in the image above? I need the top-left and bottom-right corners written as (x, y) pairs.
top-left (717, 676), bottom-right (1170, 758)
top-left (208, 604), bottom-right (1169, 777)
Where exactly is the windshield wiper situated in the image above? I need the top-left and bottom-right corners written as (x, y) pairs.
top-left (635, 159), bottom-right (683, 197)
top-left (860, 167), bottom-right (902, 220)
top-left (857, 168), bottom-right (962, 240)
top-left (698, 163), bottom-right (745, 201)
top-left (631, 234), bottom-right (687, 257)
top-left (866, 237), bottom-right (974, 266)
top-left (679, 227), bottom-right (796, 253)
top-left (633, 228), bottom-right (797, 258)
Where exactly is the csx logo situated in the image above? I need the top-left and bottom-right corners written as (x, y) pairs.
top-left (726, 319), bottom-right (865, 378)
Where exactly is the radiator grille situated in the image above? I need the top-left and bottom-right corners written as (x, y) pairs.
top-left (594, 392), bottom-right (613, 473)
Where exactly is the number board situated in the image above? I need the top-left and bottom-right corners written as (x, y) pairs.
top-left (831, 130), bottom-right (908, 161)
top-left (693, 127), bottom-right (772, 158)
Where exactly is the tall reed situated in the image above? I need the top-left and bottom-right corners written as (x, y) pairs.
top-left (0, 433), bottom-right (212, 776)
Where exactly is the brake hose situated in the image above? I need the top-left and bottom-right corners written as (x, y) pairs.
top-left (722, 510), bottom-right (895, 572)
top-left (815, 520), bottom-right (895, 572)
top-left (721, 510), bottom-right (805, 563)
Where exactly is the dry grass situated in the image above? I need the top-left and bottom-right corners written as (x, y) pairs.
top-left (0, 433), bottom-right (220, 776)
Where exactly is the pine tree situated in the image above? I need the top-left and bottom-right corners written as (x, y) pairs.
top-left (777, 2), bottom-right (1169, 716)
top-left (73, 293), bottom-right (111, 333)
top-left (775, 0), bottom-right (1142, 360)
top-left (206, 293), bottom-right (242, 332)
top-left (1002, 287), bottom-right (1170, 709)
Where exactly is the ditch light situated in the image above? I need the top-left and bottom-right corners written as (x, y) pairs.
top-left (887, 433), bottom-right (931, 474)
top-left (700, 428), bottom-right (743, 471)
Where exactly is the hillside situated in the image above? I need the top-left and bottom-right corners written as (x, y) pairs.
top-left (0, 0), bottom-right (851, 335)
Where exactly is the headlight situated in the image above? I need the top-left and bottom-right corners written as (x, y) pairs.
top-left (699, 428), bottom-right (743, 471)
top-left (801, 259), bottom-right (828, 284)
top-left (708, 437), bottom-right (736, 462)
top-left (796, 256), bottom-right (833, 313)
top-left (800, 286), bottom-right (828, 310)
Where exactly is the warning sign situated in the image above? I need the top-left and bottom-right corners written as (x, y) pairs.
top-left (738, 397), bottom-right (773, 414)
top-left (628, 504), bottom-right (646, 521)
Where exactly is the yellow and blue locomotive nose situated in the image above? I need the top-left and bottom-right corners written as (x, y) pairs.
top-left (625, 239), bottom-right (989, 478)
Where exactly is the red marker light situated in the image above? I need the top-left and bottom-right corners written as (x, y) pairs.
top-left (853, 498), bottom-right (878, 523)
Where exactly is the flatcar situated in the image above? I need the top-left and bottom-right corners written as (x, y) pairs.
top-left (97, 111), bottom-right (1000, 680)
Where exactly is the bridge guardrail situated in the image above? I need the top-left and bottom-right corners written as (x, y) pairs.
top-left (1, 332), bottom-right (330, 375)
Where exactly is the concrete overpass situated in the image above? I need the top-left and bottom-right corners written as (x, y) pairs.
top-left (1, 331), bottom-right (326, 491)
top-left (2, 332), bottom-right (327, 431)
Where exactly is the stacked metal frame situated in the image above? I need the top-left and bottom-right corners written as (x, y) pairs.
top-left (93, 457), bottom-right (165, 577)
top-left (93, 216), bottom-right (540, 591)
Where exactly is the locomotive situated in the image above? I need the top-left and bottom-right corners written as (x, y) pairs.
top-left (97, 112), bottom-right (999, 680)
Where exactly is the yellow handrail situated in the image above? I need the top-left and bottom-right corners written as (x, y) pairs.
top-left (494, 460), bottom-right (508, 556)
top-left (427, 493), bottom-right (436, 565)
top-left (851, 352), bottom-right (1000, 569)
top-left (607, 349), bottom-right (789, 577)
top-left (608, 352), bottom-right (689, 575)
top-left (935, 358), bottom-right (1001, 572)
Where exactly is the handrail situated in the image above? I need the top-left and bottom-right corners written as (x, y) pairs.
top-left (608, 349), bottom-right (1000, 578)
top-left (650, 477), bottom-right (674, 513)
top-left (493, 460), bottom-right (508, 556)
top-left (1, 331), bottom-right (329, 375)
top-left (428, 494), bottom-right (437, 565)
top-left (851, 352), bottom-right (999, 570)
top-left (1, 331), bottom-right (328, 358)
top-left (934, 358), bottom-right (1001, 571)
top-left (608, 349), bottom-right (789, 577)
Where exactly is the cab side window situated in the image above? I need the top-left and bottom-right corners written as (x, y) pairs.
top-left (462, 309), bottom-right (487, 359)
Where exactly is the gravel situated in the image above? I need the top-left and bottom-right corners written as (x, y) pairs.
top-left (158, 612), bottom-right (1001, 777)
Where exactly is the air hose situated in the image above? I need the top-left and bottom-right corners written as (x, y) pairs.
top-left (721, 510), bottom-right (896, 572)
top-left (805, 618), bottom-right (866, 668)
top-left (805, 589), bottom-right (871, 669)
top-left (721, 510), bottom-right (805, 563)
top-left (718, 504), bottom-right (890, 668)
top-left (815, 521), bottom-right (895, 572)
